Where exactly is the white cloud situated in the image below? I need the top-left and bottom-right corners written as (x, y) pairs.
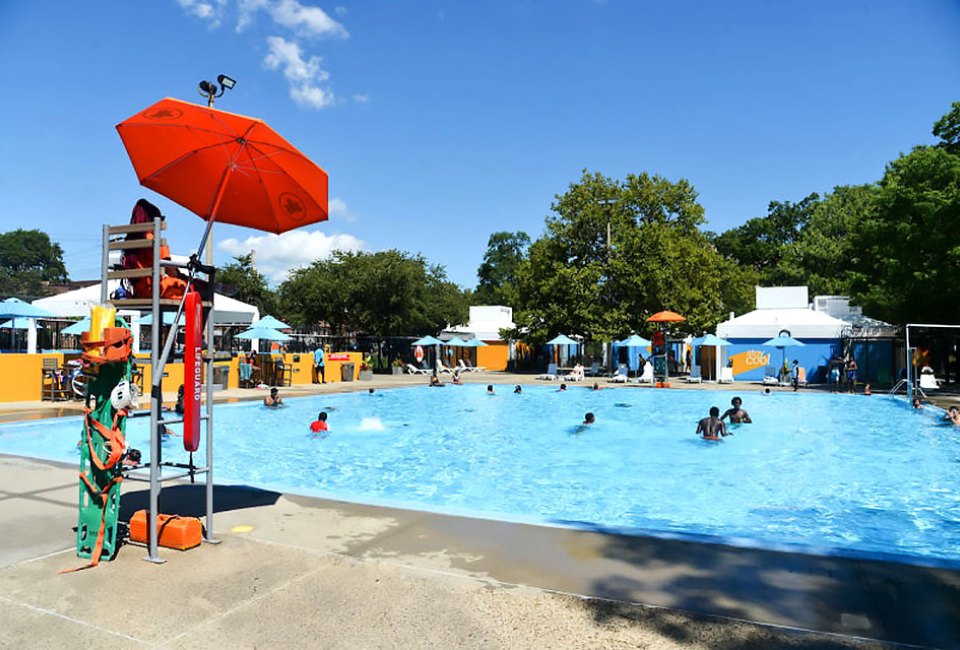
top-left (264, 35), bottom-right (335, 109)
top-left (328, 197), bottom-right (356, 222)
top-left (352, 93), bottom-right (369, 104)
top-left (334, 5), bottom-right (347, 16)
top-left (237, 0), bottom-right (348, 38)
top-left (219, 229), bottom-right (363, 283)
top-left (177, 0), bottom-right (227, 27)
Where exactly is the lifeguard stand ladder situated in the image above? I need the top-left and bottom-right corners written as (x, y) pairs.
top-left (101, 218), bottom-right (220, 564)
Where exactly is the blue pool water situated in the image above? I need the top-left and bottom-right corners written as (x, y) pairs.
top-left (2, 385), bottom-right (959, 565)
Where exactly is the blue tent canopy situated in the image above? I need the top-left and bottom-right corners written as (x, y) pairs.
top-left (412, 335), bottom-right (442, 346)
top-left (255, 315), bottom-right (291, 329)
top-left (546, 334), bottom-right (578, 346)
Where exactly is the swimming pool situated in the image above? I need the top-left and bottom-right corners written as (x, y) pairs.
top-left (2, 386), bottom-right (958, 566)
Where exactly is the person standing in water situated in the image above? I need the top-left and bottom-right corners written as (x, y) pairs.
top-left (696, 406), bottom-right (729, 439)
top-left (720, 396), bottom-right (751, 423)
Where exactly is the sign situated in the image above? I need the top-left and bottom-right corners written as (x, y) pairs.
top-left (327, 353), bottom-right (351, 361)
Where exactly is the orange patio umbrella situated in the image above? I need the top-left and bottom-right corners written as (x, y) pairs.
top-left (647, 310), bottom-right (686, 323)
top-left (116, 97), bottom-right (329, 235)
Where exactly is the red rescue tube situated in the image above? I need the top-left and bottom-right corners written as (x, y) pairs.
top-left (183, 290), bottom-right (203, 452)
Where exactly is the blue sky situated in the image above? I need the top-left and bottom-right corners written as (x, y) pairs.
top-left (1, 1), bottom-right (958, 289)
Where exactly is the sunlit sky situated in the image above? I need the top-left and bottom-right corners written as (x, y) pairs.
top-left (1, 1), bottom-right (958, 288)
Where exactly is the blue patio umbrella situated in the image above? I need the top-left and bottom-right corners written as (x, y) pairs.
top-left (412, 335), bottom-right (442, 346)
top-left (0, 298), bottom-right (56, 319)
top-left (460, 338), bottom-right (488, 347)
top-left (255, 315), bottom-right (291, 330)
top-left (546, 334), bottom-right (580, 365)
top-left (699, 334), bottom-right (731, 347)
top-left (619, 334), bottom-right (652, 347)
top-left (761, 334), bottom-right (805, 369)
top-left (0, 318), bottom-right (44, 330)
top-left (443, 337), bottom-right (468, 346)
top-left (62, 318), bottom-right (91, 335)
top-left (138, 312), bottom-right (186, 326)
top-left (236, 325), bottom-right (291, 341)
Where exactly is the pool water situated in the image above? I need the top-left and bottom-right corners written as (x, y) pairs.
top-left (2, 385), bottom-right (958, 565)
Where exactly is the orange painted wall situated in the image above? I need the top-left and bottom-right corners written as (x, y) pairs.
top-left (477, 342), bottom-right (509, 371)
top-left (0, 353), bottom-right (63, 402)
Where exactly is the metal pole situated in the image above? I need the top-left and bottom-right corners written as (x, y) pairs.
top-left (100, 225), bottom-right (110, 304)
top-left (146, 218), bottom-right (164, 563)
top-left (204, 297), bottom-right (219, 543)
top-left (906, 326), bottom-right (913, 404)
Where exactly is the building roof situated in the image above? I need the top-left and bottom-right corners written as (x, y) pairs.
top-left (716, 307), bottom-right (847, 340)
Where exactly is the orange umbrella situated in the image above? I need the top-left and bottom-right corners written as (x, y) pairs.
top-left (116, 97), bottom-right (328, 234)
top-left (647, 310), bottom-right (686, 323)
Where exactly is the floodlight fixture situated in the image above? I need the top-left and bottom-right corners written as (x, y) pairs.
top-left (197, 73), bottom-right (236, 107)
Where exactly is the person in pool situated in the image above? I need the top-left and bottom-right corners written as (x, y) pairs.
top-left (264, 387), bottom-right (284, 407)
top-left (557, 383), bottom-right (567, 392)
top-left (582, 412), bottom-right (595, 425)
top-left (696, 406), bottom-right (729, 439)
top-left (513, 385), bottom-right (522, 394)
top-left (590, 382), bottom-right (604, 391)
top-left (486, 384), bottom-right (495, 395)
top-left (309, 411), bottom-right (329, 434)
top-left (720, 396), bottom-right (751, 423)
top-left (912, 397), bottom-right (924, 409)
top-left (945, 406), bottom-right (960, 425)
top-left (429, 373), bottom-right (444, 387)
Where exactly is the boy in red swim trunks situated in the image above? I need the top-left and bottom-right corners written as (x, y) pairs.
top-left (309, 411), bottom-right (329, 434)
top-left (696, 406), bottom-right (729, 439)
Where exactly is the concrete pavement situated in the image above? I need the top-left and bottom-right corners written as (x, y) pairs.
top-left (1, 373), bottom-right (957, 649)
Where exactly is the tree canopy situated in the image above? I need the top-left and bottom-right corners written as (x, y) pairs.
top-left (474, 231), bottom-right (530, 306)
top-left (0, 229), bottom-right (68, 299)
top-left (217, 254), bottom-right (277, 316)
top-left (512, 170), bottom-right (756, 341)
top-left (278, 250), bottom-right (468, 336)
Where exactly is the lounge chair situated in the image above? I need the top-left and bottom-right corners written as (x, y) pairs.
top-left (607, 366), bottom-right (629, 383)
top-left (636, 363), bottom-right (654, 384)
top-left (919, 372), bottom-right (941, 391)
top-left (536, 362), bottom-right (559, 380)
top-left (719, 367), bottom-right (734, 384)
top-left (685, 364), bottom-right (702, 383)
top-left (563, 364), bottom-right (586, 381)
top-left (459, 359), bottom-right (485, 373)
top-left (41, 358), bottom-right (70, 401)
top-left (584, 361), bottom-right (602, 377)
top-left (239, 361), bottom-right (256, 388)
top-left (436, 360), bottom-right (453, 374)
top-left (406, 363), bottom-right (430, 375)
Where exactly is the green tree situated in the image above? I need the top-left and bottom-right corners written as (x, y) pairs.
top-left (933, 100), bottom-right (960, 154)
top-left (777, 185), bottom-right (877, 296)
top-left (0, 229), bottom-right (68, 299)
top-left (279, 250), bottom-right (468, 336)
top-left (474, 231), bottom-right (530, 306)
top-left (712, 194), bottom-right (820, 286)
top-left (217, 254), bottom-right (278, 317)
top-left (513, 170), bottom-right (756, 341)
top-left (848, 144), bottom-right (960, 324)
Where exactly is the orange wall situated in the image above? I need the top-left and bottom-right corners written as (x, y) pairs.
top-left (477, 341), bottom-right (509, 371)
top-left (0, 353), bottom-right (63, 402)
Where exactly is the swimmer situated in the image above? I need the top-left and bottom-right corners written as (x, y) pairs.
top-left (720, 396), bottom-right (751, 423)
top-left (912, 397), bottom-right (924, 409)
top-left (309, 411), bottom-right (329, 434)
top-left (583, 412), bottom-right (595, 425)
top-left (122, 448), bottom-right (142, 468)
top-left (429, 373), bottom-right (444, 387)
top-left (945, 406), bottom-right (960, 425)
top-left (762, 388), bottom-right (772, 396)
top-left (486, 384), bottom-right (495, 395)
top-left (513, 385), bottom-right (522, 394)
top-left (264, 387), bottom-right (284, 407)
top-left (557, 383), bottom-right (567, 392)
top-left (590, 382), bottom-right (603, 391)
top-left (368, 388), bottom-right (375, 395)
top-left (863, 384), bottom-right (872, 396)
top-left (696, 406), bottom-right (729, 439)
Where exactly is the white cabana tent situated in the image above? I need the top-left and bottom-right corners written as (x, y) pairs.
top-left (716, 307), bottom-right (847, 340)
top-left (33, 281), bottom-right (259, 353)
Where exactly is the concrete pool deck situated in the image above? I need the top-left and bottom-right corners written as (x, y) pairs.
top-left (2, 373), bottom-right (958, 649)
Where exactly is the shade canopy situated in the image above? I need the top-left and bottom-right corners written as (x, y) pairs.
top-left (255, 315), bottom-right (291, 330)
top-left (412, 335), bottom-right (443, 346)
top-left (546, 334), bottom-right (578, 346)
top-left (62, 318), bottom-right (91, 335)
top-left (647, 310), bottom-right (686, 323)
top-left (0, 318), bottom-right (43, 330)
top-left (139, 312), bottom-right (186, 326)
top-left (443, 337), bottom-right (468, 346)
top-left (761, 335), bottom-right (805, 348)
top-left (699, 334), bottom-right (731, 347)
top-left (619, 334), bottom-right (652, 347)
top-left (236, 325), bottom-right (291, 341)
top-left (461, 338), bottom-right (488, 347)
top-left (117, 97), bottom-right (329, 234)
top-left (0, 298), bottom-right (55, 320)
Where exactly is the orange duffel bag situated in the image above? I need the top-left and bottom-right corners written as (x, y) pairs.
top-left (129, 510), bottom-right (203, 551)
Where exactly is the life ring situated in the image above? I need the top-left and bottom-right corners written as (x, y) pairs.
top-left (183, 290), bottom-right (202, 452)
top-left (415, 345), bottom-right (424, 363)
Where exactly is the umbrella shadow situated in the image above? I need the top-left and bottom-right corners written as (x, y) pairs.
top-left (119, 483), bottom-right (281, 521)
